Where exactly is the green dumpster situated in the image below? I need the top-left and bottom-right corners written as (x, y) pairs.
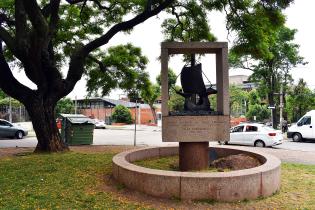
top-left (59, 114), bottom-right (94, 145)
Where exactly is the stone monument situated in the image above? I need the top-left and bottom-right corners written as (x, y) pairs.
top-left (161, 42), bottom-right (230, 171)
top-left (113, 43), bottom-right (281, 199)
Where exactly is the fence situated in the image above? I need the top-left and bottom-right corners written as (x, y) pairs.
top-left (0, 105), bottom-right (30, 122)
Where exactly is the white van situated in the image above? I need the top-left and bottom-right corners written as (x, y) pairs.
top-left (287, 110), bottom-right (315, 142)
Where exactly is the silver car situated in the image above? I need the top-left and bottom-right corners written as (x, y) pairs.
top-left (0, 119), bottom-right (28, 139)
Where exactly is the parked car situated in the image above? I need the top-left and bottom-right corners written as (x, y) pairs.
top-left (0, 119), bottom-right (28, 139)
top-left (91, 119), bottom-right (106, 129)
top-left (287, 110), bottom-right (315, 142)
top-left (227, 123), bottom-right (283, 147)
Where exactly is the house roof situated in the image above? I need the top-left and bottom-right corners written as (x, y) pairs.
top-left (76, 97), bottom-right (151, 109)
top-left (59, 114), bottom-right (94, 124)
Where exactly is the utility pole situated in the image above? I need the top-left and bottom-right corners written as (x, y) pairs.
top-left (279, 85), bottom-right (284, 132)
top-left (19, 105), bottom-right (22, 122)
top-left (134, 100), bottom-right (137, 146)
top-left (267, 105), bottom-right (275, 127)
top-left (274, 85), bottom-right (284, 131)
top-left (9, 97), bottom-right (12, 122)
top-left (138, 102), bottom-right (141, 125)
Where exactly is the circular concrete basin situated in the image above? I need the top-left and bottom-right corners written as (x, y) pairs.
top-left (112, 146), bottom-right (281, 201)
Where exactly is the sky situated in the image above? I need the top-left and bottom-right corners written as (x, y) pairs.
top-left (13, 0), bottom-right (315, 99)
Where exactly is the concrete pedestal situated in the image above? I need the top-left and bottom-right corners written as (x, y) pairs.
top-left (179, 142), bottom-right (209, 171)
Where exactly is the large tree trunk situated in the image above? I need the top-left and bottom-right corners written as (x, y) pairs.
top-left (27, 98), bottom-right (69, 152)
top-left (149, 105), bottom-right (157, 124)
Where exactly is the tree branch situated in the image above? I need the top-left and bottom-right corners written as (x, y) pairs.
top-left (84, 0), bottom-right (174, 54)
top-left (0, 40), bottom-right (34, 104)
top-left (0, 13), bottom-right (15, 26)
top-left (66, 0), bottom-right (112, 11)
top-left (15, 0), bottom-right (29, 54)
top-left (145, 0), bottom-right (153, 12)
top-left (64, 0), bottom-right (174, 96)
top-left (48, 0), bottom-right (61, 36)
top-left (41, 3), bottom-right (51, 17)
top-left (88, 55), bottom-right (108, 73)
top-left (0, 26), bottom-right (17, 54)
top-left (22, 0), bottom-right (49, 38)
top-left (170, 5), bottom-right (185, 40)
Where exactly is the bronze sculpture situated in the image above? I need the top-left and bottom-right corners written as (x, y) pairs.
top-left (176, 63), bottom-right (217, 112)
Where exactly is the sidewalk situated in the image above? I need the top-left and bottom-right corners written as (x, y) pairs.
top-left (106, 124), bottom-right (161, 132)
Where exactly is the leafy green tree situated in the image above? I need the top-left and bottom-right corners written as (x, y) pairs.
top-left (248, 89), bottom-right (265, 106)
top-left (86, 44), bottom-right (149, 96)
top-left (245, 89), bottom-right (270, 122)
top-left (156, 68), bottom-right (177, 91)
top-left (168, 86), bottom-right (185, 112)
top-left (229, 85), bottom-right (248, 117)
top-left (141, 84), bottom-right (160, 124)
top-left (112, 105), bottom-right (132, 124)
top-left (0, 0), bottom-right (293, 152)
top-left (0, 97), bottom-right (22, 107)
top-left (0, 0), bottom-right (173, 152)
top-left (162, 0), bottom-right (216, 63)
top-left (246, 104), bottom-right (270, 122)
top-left (230, 26), bottom-right (304, 128)
top-left (209, 95), bottom-right (217, 111)
top-left (286, 79), bottom-right (315, 122)
top-left (55, 98), bottom-right (74, 115)
top-left (0, 89), bottom-right (5, 99)
top-left (126, 75), bottom-right (160, 124)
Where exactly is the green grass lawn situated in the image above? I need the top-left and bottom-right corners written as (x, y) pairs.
top-left (0, 152), bottom-right (151, 210)
top-left (134, 155), bottom-right (231, 172)
top-left (0, 150), bottom-right (315, 209)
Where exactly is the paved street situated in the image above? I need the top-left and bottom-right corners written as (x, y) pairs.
top-left (1, 127), bottom-right (315, 164)
top-left (273, 139), bottom-right (315, 152)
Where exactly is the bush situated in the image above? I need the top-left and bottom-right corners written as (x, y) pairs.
top-left (246, 104), bottom-right (270, 122)
top-left (112, 105), bottom-right (133, 124)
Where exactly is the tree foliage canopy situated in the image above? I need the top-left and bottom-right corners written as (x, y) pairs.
top-left (286, 79), bottom-right (315, 122)
top-left (0, 0), bottom-right (294, 151)
top-left (229, 85), bottom-right (248, 117)
top-left (0, 89), bottom-right (6, 99)
top-left (156, 68), bottom-right (177, 89)
top-left (86, 44), bottom-right (149, 96)
top-left (55, 98), bottom-right (74, 115)
top-left (230, 24), bottom-right (304, 127)
top-left (245, 89), bottom-right (270, 121)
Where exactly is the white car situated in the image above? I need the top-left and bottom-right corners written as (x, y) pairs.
top-left (92, 119), bottom-right (106, 129)
top-left (227, 123), bottom-right (283, 147)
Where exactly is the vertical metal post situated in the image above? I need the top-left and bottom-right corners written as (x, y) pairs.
top-left (104, 103), bottom-right (107, 123)
top-left (19, 105), bottom-right (22, 122)
top-left (279, 85), bottom-right (284, 132)
top-left (271, 108), bottom-right (273, 128)
top-left (97, 101), bottom-right (100, 119)
top-left (75, 96), bottom-right (77, 114)
top-left (134, 100), bottom-right (137, 146)
top-left (243, 99), bottom-right (247, 116)
top-left (9, 97), bottom-right (12, 122)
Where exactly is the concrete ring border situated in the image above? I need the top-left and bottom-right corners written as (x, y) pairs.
top-left (112, 146), bottom-right (281, 201)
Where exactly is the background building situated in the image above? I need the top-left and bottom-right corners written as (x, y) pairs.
top-left (76, 97), bottom-right (161, 125)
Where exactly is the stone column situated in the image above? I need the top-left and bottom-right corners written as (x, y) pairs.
top-left (179, 142), bottom-right (209, 171)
